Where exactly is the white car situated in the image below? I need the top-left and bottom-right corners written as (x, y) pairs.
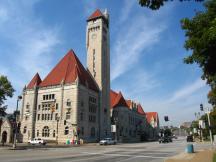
top-left (28, 138), bottom-right (46, 145)
top-left (99, 138), bottom-right (116, 145)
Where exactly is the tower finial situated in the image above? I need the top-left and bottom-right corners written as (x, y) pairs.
top-left (104, 8), bottom-right (109, 19)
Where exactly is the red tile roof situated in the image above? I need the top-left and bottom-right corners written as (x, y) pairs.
top-left (39, 49), bottom-right (98, 92)
top-left (26, 73), bottom-right (42, 89)
top-left (126, 100), bottom-right (132, 109)
top-left (146, 112), bottom-right (158, 124)
top-left (87, 9), bottom-right (104, 21)
top-left (110, 90), bottom-right (128, 108)
top-left (137, 104), bottom-right (145, 115)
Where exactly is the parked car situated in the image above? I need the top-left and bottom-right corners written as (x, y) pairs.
top-left (28, 138), bottom-right (46, 145)
top-left (186, 135), bottom-right (193, 142)
top-left (99, 138), bottom-right (116, 145)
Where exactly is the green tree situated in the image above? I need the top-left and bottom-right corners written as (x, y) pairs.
top-left (138, 0), bottom-right (204, 10)
top-left (0, 75), bottom-right (15, 116)
top-left (181, 0), bottom-right (216, 105)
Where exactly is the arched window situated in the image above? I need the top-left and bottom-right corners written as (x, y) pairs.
top-left (53, 130), bottom-right (56, 137)
top-left (42, 126), bottom-right (49, 137)
top-left (37, 130), bottom-right (39, 137)
top-left (65, 126), bottom-right (69, 135)
top-left (90, 127), bottom-right (95, 137)
top-left (23, 126), bottom-right (27, 133)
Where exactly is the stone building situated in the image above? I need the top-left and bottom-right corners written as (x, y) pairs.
top-left (20, 9), bottom-right (110, 143)
top-left (19, 9), bottom-right (159, 143)
top-left (0, 115), bottom-right (22, 144)
top-left (146, 112), bottom-right (160, 139)
top-left (110, 90), bottom-right (159, 142)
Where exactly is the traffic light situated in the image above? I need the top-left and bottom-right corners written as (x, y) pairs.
top-left (64, 120), bottom-right (66, 125)
top-left (164, 116), bottom-right (169, 122)
top-left (200, 104), bottom-right (203, 111)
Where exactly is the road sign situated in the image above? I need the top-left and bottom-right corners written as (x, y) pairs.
top-left (199, 120), bottom-right (205, 129)
top-left (111, 125), bottom-right (116, 132)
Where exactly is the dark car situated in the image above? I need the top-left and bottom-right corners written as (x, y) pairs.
top-left (159, 136), bottom-right (172, 143)
top-left (186, 135), bottom-right (193, 142)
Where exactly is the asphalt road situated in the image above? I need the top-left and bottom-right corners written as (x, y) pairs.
top-left (0, 138), bottom-right (212, 162)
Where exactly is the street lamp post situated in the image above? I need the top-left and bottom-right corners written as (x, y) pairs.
top-left (206, 108), bottom-right (213, 146)
top-left (56, 116), bottom-right (60, 145)
top-left (13, 95), bottom-right (22, 149)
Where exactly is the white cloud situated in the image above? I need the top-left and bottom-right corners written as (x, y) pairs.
top-left (118, 0), bottom-right (136, 24)
top-left (0, 0), bottom-right (61, 111)
top-left (168, 78), bottom-right (206, 103)
top-left (111, 6), bottom-right (172, 81)
top-left (115, 69), bottom-right (160, 100)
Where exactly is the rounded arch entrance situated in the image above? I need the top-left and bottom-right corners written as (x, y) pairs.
top-left (1, 131), bottom-right (7, 144)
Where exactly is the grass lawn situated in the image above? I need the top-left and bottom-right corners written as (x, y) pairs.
top-left (213, 153), bottom-right (216, 162)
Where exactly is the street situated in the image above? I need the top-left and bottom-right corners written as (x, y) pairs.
top-left (0, 138), bottom-right (211, 162)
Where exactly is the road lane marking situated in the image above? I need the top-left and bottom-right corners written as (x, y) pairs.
top-left (115, 156), bottom-right (137, 162)
top-left (82, 152), bottom-right (166, 159)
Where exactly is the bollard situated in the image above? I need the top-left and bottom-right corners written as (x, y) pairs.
top-left (186, 144), bottom-right (194, 153)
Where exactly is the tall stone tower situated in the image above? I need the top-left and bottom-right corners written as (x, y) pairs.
top-left (86, 9), bottom-right (110, 139)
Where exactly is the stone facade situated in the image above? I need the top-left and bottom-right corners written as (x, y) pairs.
top-left (20, 82), bottom-right (99, 143)
top-left (18, 9), bottom-right (159, 144)
top-left (19, 9), bottom-right (110, 143)
top-left (86, 9), bottom-right (111, 138)
top-left (110, 90), bottom-right (159, 142)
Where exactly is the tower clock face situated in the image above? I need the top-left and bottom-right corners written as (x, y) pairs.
top-left (91, 34), bottom-right (97, 39)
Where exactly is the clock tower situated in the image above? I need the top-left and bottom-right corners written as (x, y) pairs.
top-left (86, 9), bottom-right (110, 139)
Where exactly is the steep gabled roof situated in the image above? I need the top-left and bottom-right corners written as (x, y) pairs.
top-left (126, 100), bottom-right (132, 109)
top-left (87, 9), bottom-right (104, 21)
top-left (26, 73), bottom-right (42, 89)
top-left (110, 90), bottom-right (118, 108)
top-left (39, 49), bottom-right (98, 92)
top-left (110, 90), bottom-right (128, 108)
top-left (137, 104), bottom-right (145, 115)
top-left (146, 112), bottom-right (158, 124)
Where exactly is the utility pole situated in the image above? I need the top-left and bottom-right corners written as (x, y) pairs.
top-left (13, 96), bottom-right (22, 149)
top-left (206, 108), bottom-right (213, 146)
top-left (200, 104), bottom-right (213, 147)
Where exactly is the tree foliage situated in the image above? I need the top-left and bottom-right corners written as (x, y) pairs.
top-left (181, 0), bottom-right (216, 105)
top-left (138, 0), bottom-right (204, 10)
top-left (0, 75), bottom-right (15, 116)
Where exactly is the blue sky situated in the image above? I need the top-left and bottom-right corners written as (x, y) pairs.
top-left (0, 0), bottom-right (211, 126)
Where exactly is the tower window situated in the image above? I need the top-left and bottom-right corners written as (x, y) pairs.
top-left (66, 111), bottom-right (71, 120)
top-left (66, 99), bottom-right (71, 106)
top-left (23, 126), bottom-right (27, 134)
top-left (93, 49), bottom-right (96, 77)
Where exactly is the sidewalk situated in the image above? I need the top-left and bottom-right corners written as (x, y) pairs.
top-left (0, 142), bottom-right (98, 150)
top-left (165, 149), bottom-right (215, 162)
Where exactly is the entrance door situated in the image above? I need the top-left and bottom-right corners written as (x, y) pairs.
top-left (2, 131), bottom-right (7, 144)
